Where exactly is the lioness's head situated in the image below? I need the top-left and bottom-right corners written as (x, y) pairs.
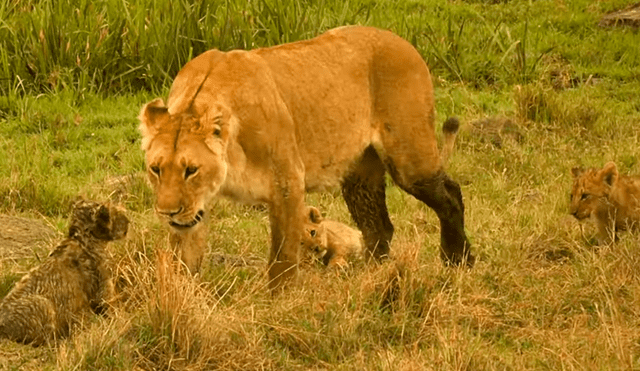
top-left (570, 162), bottom-right (618, 220)
top-left (139, 98), bottom-right (235, 230)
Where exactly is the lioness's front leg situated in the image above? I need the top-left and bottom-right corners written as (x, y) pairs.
top-left (267, 169), bottom-right (306, 290)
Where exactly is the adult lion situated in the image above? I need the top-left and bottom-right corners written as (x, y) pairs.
top-left (139, 26), bottom-right (474, 289)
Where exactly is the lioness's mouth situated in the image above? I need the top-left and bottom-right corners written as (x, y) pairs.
top-left (169, 210), bottom-right (204, 229)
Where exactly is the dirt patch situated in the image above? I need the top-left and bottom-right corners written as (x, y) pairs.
top-left (0, 215), bottom-right (57, 261)
top-left (600, 2), bottom-right (640, 28)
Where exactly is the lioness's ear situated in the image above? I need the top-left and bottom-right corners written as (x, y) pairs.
top-left (139, 98), bottom-right (169, 151)
top-left (308, 206), bottom-right (323, 224)
top-left (199, 103), bottom-right (237, 150)
top-left (570, 167), bottom-right (584, 178)
top-left (600, 162), bottom-right (619, 187)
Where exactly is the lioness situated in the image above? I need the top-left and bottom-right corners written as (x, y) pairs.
top-left (139, 26), bottom-right (474, 289)
top-left (570, 162), bottom-right (640, 244)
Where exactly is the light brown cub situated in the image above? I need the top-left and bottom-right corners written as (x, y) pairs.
top-left (303, 206), bottom-right (364, 269)
top-left (570, 162), bottom-right (640, 244)
top-left (0, 199), bottom-right (129, 346)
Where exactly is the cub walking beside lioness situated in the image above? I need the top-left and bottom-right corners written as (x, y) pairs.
top-left (570, 162), bottom-right (640, 244)
top-left (0, 199), bottom-right (129, 345)
top-left (302, 206), bottom-right (364, 269)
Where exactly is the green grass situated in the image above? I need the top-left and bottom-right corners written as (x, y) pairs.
top-left (1, 0), bottom-right (639, 95)
top-left (2, 0), bottom-right (640, 370)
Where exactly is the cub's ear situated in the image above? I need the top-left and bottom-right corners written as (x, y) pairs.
top-left (96, 204), bottom-right (111, 224)
top-left (93, 204), bottom-right (117, 240)
top-left (307, 206), bottom-right (323, 224)
top-left (600, 161), bottom-right (619, 187)
top-left (139, 98), bottom-right (169, 150)
top-left (70, 195), bottom-right (85, 210)
top-left (570, 167), bottom-right (584, 178)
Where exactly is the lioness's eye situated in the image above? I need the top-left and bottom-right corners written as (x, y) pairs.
top-left (310, 229), bottom-right (316, 237)
top-left (150, 165), bottom-right (160, 176)
top-left (581, 193), bottom-right (589, 200)
top-left (185, 166), bottom-right (198, 179)
top-left (213, 125), bottom-right (222, 137)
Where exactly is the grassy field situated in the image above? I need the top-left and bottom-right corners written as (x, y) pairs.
top-left (2, 0), bottom-right (640, 369)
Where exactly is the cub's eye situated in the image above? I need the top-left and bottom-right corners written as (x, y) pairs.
top-left (581, 193), bottom-right (589, 200)
top-left (185, 166), bottom-right (198, 179)
top-left (309, 229), bottom-right (316, 237)
top-left (150, 165), bottom-right (160, 176)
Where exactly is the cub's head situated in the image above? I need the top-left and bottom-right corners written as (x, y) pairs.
top-left (300, 206), bottom-right (328, 264)
top-left (570, 162), bottom-right (619, 220)
top-left (68, 199), bottom-right (129, 241)
top-left (138, 98), bottom-right (236, 231)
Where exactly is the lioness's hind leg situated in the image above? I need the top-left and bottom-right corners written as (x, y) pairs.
top-left (342, 147), bottom-right (394, 261)
top-left (399, 171), bottom-right (474, 266)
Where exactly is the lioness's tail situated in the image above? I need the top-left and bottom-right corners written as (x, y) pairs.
top-left (441, 117), bottom-right (460, 168)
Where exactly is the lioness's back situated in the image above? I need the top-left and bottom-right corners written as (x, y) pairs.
top-left (251, 26), bottom-right (437, 190)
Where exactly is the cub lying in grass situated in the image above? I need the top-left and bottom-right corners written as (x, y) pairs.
top-left (302, 206), bottom-right (364, 269)
top-left (0, 199), bottom-right (129, 346)
top-left (570, 162), bottom-right (640, 244)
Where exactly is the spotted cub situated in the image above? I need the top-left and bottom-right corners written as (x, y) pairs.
top-left (302, 206), bottom-right (364, 269)
top-left (0, 199), bottom-right (129, 345)
top-left (570, 162), bottom-right (640, 244)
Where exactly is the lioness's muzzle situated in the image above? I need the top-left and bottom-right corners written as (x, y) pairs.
top-left (169, 210), bottom-right (204, 229)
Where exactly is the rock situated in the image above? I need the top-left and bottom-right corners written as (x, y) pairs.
top-left (0, 216), bottom-right (57, 260)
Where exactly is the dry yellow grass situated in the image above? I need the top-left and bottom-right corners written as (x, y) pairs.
top-left (4, 180), bottom-right (640, 370)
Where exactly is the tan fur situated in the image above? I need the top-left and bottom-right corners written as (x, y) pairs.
top-left (570, 162), bottom-right (640, 244)
top-left (302, 206), bottom-right (363, 269)
top-left (0, 200), bottom-right (129, 346)
top-left (139, 26), bottom-right (473, 289)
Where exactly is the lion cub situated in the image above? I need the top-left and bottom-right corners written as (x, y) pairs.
top-left (302, 206), bottom-right (364, 269)
top-left (570, 162), bottom-right (640, 244)
top-left (0, 199), bottom-right (129, 345)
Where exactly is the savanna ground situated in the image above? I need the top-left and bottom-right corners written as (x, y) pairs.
top-left (1, 0), bottom-right (640, 369)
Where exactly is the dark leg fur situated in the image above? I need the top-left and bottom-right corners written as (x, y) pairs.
top-left (403, 171), bottom-right (474, 266)
top-left (341, 147), bottom-right (394, 261)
